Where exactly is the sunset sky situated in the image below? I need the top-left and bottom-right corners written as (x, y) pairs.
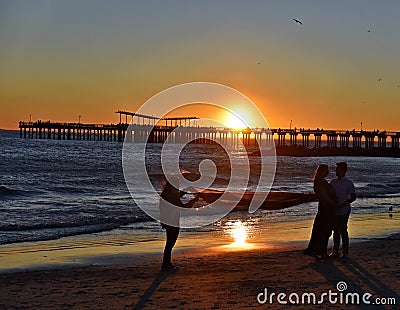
top-left (1, 1), bottom-right (400, 130)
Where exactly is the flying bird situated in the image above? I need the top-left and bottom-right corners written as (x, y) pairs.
top-left (293, 18), bottom-right (303, 25)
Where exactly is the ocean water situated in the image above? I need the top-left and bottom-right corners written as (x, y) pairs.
top-left (1, 130), bottom-right (399, 245)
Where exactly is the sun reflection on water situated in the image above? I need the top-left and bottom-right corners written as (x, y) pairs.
top-left (222, 220), bottom-right (254, 249)
top-left (231, 221), bottom-right (247, 246)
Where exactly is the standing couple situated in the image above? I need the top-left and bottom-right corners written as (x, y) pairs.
top-left (303, 162), bottom-right (356, 259)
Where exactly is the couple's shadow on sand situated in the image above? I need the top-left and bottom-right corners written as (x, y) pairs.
top-left (310, 257), bottom-right (399, 309)
top-left (133, 257), bottom-right (400, 309)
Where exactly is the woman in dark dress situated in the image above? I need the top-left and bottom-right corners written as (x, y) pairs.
top-left (303, 164), bottom-right (337, 258)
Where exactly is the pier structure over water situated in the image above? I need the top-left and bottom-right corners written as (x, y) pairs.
top-left (268, 128), bottom-right (400, 149)
top-left (18, 120), bottom-right (127, 142)
top-left (19, 112), bottom-right (400, 151)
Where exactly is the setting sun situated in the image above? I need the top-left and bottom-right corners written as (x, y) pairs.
top-left (225, 112), bottom-right (248, 129)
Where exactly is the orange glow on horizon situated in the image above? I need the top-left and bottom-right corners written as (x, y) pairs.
top-left (1, 86), bottom-right (399, 132)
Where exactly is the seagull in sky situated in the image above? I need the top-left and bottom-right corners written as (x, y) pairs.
top-left (293, 18), bottom-right (303, 25)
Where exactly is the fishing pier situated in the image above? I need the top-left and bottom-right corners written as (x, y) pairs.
top-left (19, 111), bottom-right (400, 153)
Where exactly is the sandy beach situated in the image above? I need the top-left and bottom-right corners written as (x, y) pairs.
top-left (0, 233), bottom-right (399, 310)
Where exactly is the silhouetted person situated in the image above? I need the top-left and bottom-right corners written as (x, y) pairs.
top-left (159, 179), bottom-right (199, 270)
top-left (330, 162), bottom-right (356, 258)
top-left (303, 164), bottom-right (337, 259)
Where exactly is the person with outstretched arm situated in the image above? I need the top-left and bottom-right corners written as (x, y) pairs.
top-left (159, 179), bottom-right (199, 270)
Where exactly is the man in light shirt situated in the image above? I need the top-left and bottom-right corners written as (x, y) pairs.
top-left (330, 162), bottom-right (356, 257)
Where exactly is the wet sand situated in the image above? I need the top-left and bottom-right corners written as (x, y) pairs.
top-left (0, 212), bottom-right (398, 273)
top-left (0, 233), bottom-right (399, 309)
